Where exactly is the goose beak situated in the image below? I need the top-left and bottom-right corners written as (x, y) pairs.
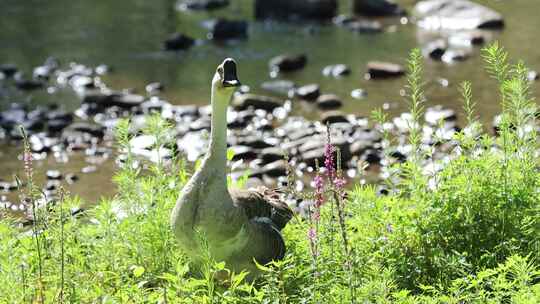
top-left (222, 58), bottom-right (241, 88)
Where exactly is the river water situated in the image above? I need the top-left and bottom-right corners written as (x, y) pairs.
top-left (0, 0), bottom-right (539, 202)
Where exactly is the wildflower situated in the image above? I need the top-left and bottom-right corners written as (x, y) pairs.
top-left (23, 151), bottom-right (33, 177)
top-left (307, 227), bottom-right (317, 242)
top-left (333, 177), bottom-right (346, 190)
top-left (313, 174), bottom-right (324, 208)
top-left (324, 143), bottom-right (336, 181)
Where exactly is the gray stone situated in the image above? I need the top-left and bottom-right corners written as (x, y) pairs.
top-left (233, 94), bottom-right (283, 111)
top-left (317, 94), bottom-right (343, 109)
top-left (366, 61), bottom-right (405, 79)
top-left (414, 0), bottom-right (504, 30)
top-left (255, 0), bottom-right (337, 20)
top-left (353, 0), bottom-right (405, 16)
top-left (295, 84), bottom-right (320, 101)
top-left (269, 54), bottom-right (307, 73)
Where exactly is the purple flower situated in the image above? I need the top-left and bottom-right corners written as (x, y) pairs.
top-left (333, 177), bottom-right (346, 190)
top-left (307, 228), bottom-right (317, 241)
top-left (23, 151), bottom-right (33, 176)
top-left (314, 174), bottom-right (324, 208)
top-left (324, 143), bottom-right (336, 181)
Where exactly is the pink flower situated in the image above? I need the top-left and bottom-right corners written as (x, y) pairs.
top-left (333, 177), bottom-right (346, 190)
top-left (307, 228), bottom-right (317, 242)
top-left (23, 151), bottom-right (33, 176)
top-left (324, 143), bottom-right (336, 181)
top-left (314, 174), bottom-right (324, 208)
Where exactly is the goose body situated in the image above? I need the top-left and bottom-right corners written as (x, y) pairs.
top-left (170, 58), bottom-right (292, 275)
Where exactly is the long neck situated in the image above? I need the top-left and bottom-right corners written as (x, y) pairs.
top-left (205, 86), bottom-right (229, 176)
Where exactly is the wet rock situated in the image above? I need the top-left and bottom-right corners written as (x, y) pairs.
top-left (0, 104), bottom-right (27, 130)
top-left (45, 180), bottom-right (60, 191)
top-left (81, 166), bottom-right (97, 174)
top-left (448, 32), bottom-right (486, 47)
top-left (414, 0), bottom-right (504, 30)
top-left (229, 145), bottom-right (258, 160)
top-left (141, 97), bottom-right (169, 113)
top-left (260, 147), bottom-right (285, 164)
top-left (65, 173), bottom-right (79, 184)
top-left (425, 106), bottom-right (457, 126)
top-left (252, 159), bottom-right (288, 178)
top-left (237, 136), bottom-right (275, 149)
top-left (47, 119), bottom-right (71, 133)
top-left (163, 33), bottom-right (195, 51)
top-left (180, 0), bottom-right (229, 10)
top-left (527, 71), bottom-right (539, 82)
top-left (321, 111), bottom-right (350, 124)
top-left (255, 0), bottom-right (337, 20)
top-left (0, 64), bottom-right (18, 77)
top-left (351, 88), bottom-right (367, 99)
top-left (322, 64), bottom-right (351, 77)
top-left (260, 80), bottom-right (296, 95)
top-left (130, 135), bottom-right (155, 152)
top-left (208, 19), bottom-right (248, 40)
top-left (441, 48), bottom-right (471, 64)
top-left (353, 0), bottom-right (405, 16)
top-left (316, 94), bottom-right (343, 109)
top-left (295, 84), bottom-right (320, 101)
top-left (233, 94), bottom-right (283, 111)
top-left (334, 15), bottom-right (383, 33)
top-left (146, 82), bottom-right (164, 95)
top-left (70, 207), bottom-right (86, 217)
top-left (47, 109), bottom-right (73, 124)
top-left (14, 73), bottom-right (44, 90)
top-left (46, 170), bottom-right (62, 180)
top-left (28, 134), bottom-right (57, 153)
top-left (366, 61), bottom-right (405, 79)
top-left (95, 64), bottom-right (110, 75)
top-left (269, 54), bottom-right (307, 73)
top-left (423, 39), bottom-right (447, 60)
top-left (361, 149), bottom-right (382, 165)
top-left (109, 93), bottom-right (145, 109)
top-left (67, 122), bottom-right (105, 138)
top-left (189, 118), bottom-right (211, 131)
top-left (0, 181), bottom-right (17, 192)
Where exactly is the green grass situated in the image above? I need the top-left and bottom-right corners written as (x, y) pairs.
top-left (1, 43), bottom-right (539, 303)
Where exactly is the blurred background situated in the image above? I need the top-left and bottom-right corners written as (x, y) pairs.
top-left (0, 0), bottom-right (538, 204)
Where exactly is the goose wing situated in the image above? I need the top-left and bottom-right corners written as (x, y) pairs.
top-left (229, 187), bottom-right (293, 230)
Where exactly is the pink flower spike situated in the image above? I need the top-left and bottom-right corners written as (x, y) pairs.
top-left (307, 228), bottom-right (317, 242)
top-left (333, 177), bottom-right (346, 190)
top-left (324, 143), bottom-right (336, 180)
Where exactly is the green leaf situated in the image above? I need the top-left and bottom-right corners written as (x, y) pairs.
top-left (132, 266), bottom-right (145, 278)
top-left (227, 148), bottom-right (235, 161)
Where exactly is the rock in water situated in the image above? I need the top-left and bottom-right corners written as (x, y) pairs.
top-left (179, 0), bottom-right (229, 10)
top-left (255, 0), bottom-right (337, 20)
top-left (208, 19), bottom-right (248, 40)
top-left (353, 0), bottom-right (405, 16)
top-left (269, 54), bottom-right (307, 73)
top-left (260, 80), bottom-right (296, 95)
top-left (233, 94), bottom-right (283, 111)
top-left (414, 0), bottom-right (504, 30)
top-left (164, 33), bottom-right (195, 51)
top-left (317, 94), bottom-right (343, 109)
top-left (366, 61), bottom-right (404, 79)
top-left (295, 84), bottom-right (320, 101)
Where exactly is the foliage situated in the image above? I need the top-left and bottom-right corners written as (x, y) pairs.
top-left (0, 44), bottom-right (539, 303)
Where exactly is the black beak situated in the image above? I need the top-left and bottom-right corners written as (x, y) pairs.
top-left (221, 58), bottom-right (241, 88)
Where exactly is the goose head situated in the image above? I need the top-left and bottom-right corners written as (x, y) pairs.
top-left (212, 58), bottom-right (241, 103)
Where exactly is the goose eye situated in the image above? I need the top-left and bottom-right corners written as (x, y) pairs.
top-left (217, 67), bottom-right (224, 76)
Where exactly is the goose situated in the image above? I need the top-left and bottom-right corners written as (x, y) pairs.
top-left (171, 58), bottom-right (293, 276)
